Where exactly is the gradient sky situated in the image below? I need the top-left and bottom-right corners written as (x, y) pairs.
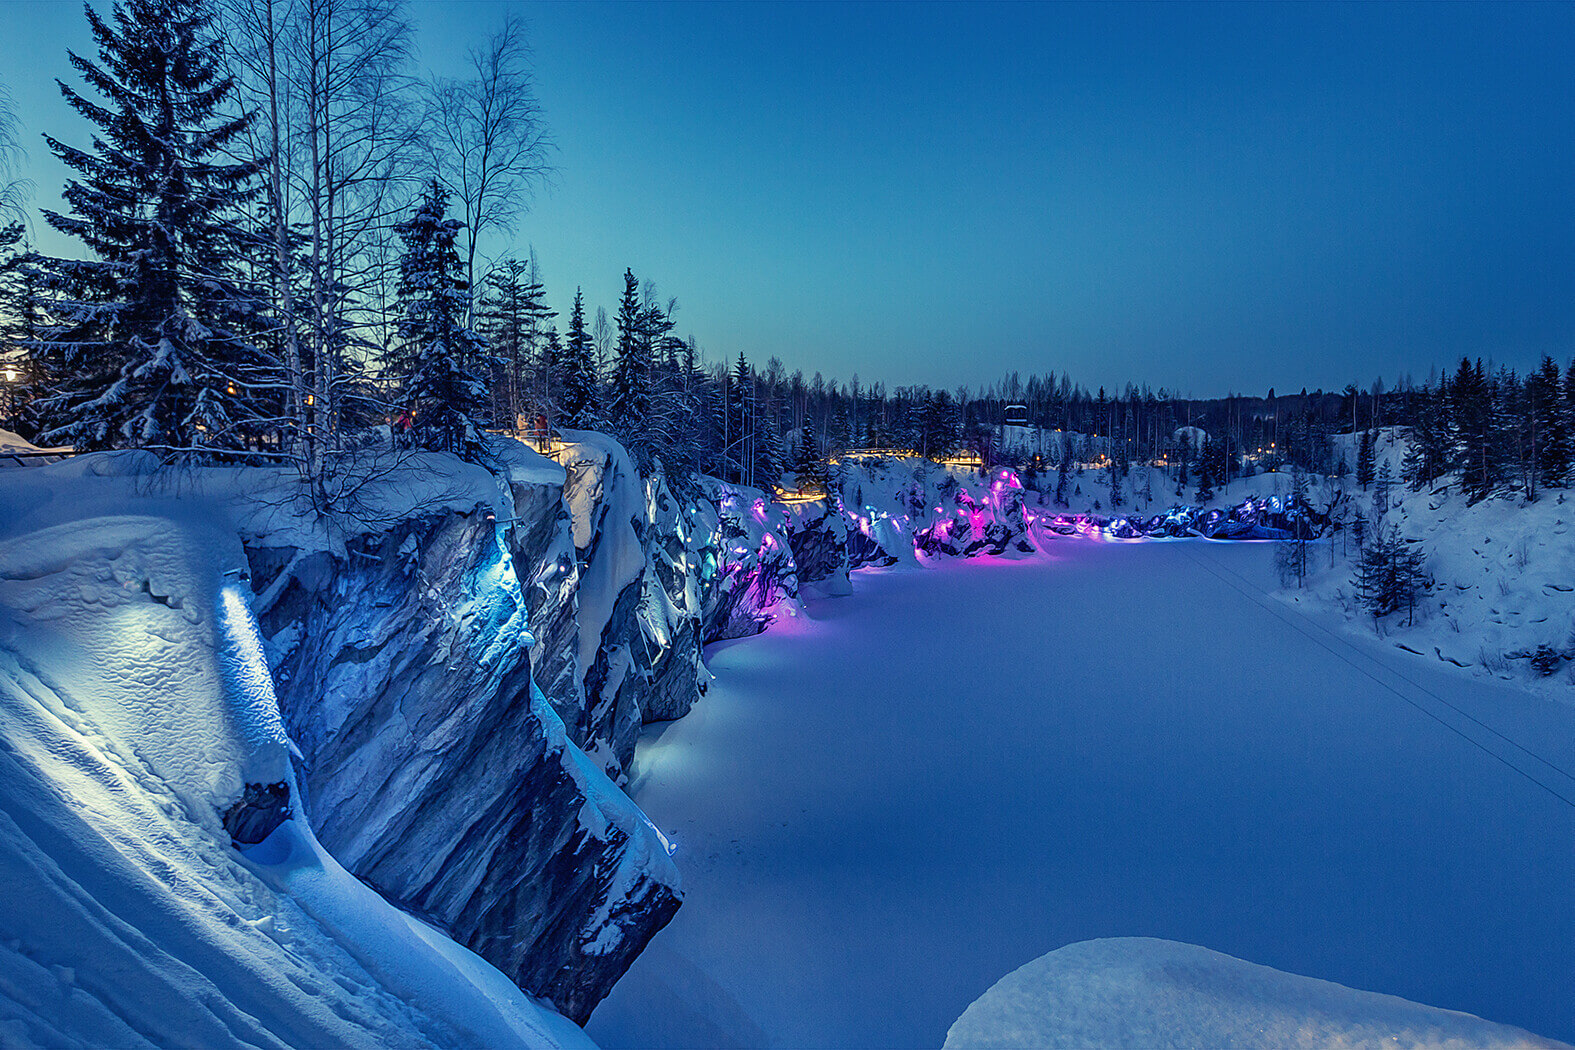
top-left (2, 0), bottom-right (1572, 396)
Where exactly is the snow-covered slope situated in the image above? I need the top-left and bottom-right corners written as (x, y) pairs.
top-left (0, 513), bottom-right (593, 1049)
top-left (0, 443), bottom-right (684, 1028)
top-left (1287, 429), bottom-right (1575, 698)
top-left (945, 938), bottom-right (1565, 1049)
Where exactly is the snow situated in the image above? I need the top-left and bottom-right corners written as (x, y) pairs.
top-left (0, 442), bottom-right (520, 559)
top-left (0, 499), bottom-right (594, 1048)
top-left (1283, 434), bottom-right (1575, 697)
top-left (0, 428), bottom-right (68, 460)
top-left (589, 545), bottom-right (1575, 1048)
top-left (944, 938), bottom-right (1565, 1049)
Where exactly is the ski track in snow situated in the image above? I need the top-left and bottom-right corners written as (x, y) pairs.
top-left (588, 542), bottom-right (1575, 1049)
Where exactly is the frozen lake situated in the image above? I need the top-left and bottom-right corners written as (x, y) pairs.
top-left (587, 542), bottom-right (1575, 1048)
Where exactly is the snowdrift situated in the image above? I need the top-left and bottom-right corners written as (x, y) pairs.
top-left (945, 938), bottom-right (1566, 1049)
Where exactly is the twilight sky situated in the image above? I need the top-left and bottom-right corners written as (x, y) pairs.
top-left (2, 0), bottom-right (1572, 396)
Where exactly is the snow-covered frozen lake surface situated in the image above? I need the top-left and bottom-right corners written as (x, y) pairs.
top-left (588, 542), bottom-right (1575, 1048)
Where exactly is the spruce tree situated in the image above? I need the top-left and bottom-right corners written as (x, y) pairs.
top-left (792, 417), bottom-right (825, 493)
top-left (1194, 438), bottom-right (1215, 502)
top-left (1356, 429), bottom-right (1375, 491)
top-left (393, 180), bottom-right (489, 458)
top-left (1530, 355), bottom-right (1569, 489)
top-left (1353, 524), bottom-right (1428, 626)
top-left (1401, 376), bottom-right (1451, 492)
top-left (33, 0), bottom-right (268, 456)
top-left (478, 257), bottom-right (552, 428)
top-left (607, 268), bottom-right (648, 433)
top-left (1452, 358), bottom-right (1495, 502)
top-left (725, 352), bottom-right (756, 485)
top-left (558, 287), bottom-right (599, 428)
top-left (1373, 460), bottom-right (1392, 522)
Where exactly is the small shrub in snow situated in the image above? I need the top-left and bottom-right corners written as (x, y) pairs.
top-left (1529, 645), bottom-right (1564, 677)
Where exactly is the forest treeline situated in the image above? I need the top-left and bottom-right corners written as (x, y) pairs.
top-left (0, 0), bottom-right (1570, 516)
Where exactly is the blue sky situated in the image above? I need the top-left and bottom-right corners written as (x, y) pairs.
top-left (2, 0), bottom-right (1572, 396)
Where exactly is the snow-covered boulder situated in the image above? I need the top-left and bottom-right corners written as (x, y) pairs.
top-left (0, 514), bottom-right (595, 1049)
top-left (783, 497), bottom-right (852, 596)
top-left (701, 480), bottom-right (800, 640)
top-left (945, 938), bottom-right (1564, 1049)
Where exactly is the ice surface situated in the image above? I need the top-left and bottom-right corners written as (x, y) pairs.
top-left (945, 938), bottom-right (1566, 1049)
top-left (590, 545), bottom-right (1575, 1048)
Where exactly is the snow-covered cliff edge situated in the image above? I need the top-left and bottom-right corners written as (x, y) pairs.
top-left (0, 509), bottom-right (596, 1049)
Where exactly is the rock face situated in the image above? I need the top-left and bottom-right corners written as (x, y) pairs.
top-left (784, 499), bottom-right (853, 596)
top-left (699, 481), bottom-right (799, 642)
top-left (561, 435), bottom-right (765, 777)
top-left (247, 493), bottom-right (680, 1024)
top-left (499, 458), bottom-right (586, 735)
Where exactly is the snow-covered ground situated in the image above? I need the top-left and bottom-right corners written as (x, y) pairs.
top-left (945, 937), bottom-right (1563, 1048)
top-left (588, 544), bottom-right (1575, 1048)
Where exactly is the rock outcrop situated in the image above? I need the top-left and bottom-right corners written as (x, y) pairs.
top-left (247, 447), bottom-right (681, 1025)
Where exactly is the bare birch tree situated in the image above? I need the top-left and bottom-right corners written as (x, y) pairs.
top-left (425, 15), bottom-right (553, 324)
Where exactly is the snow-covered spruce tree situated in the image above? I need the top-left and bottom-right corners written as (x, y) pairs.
top-left (392, 180), bottom-right (489, 458)
top-left (1451, 358), bottom-right (1499, 503)
top-left (1356, 429), bottom-right (1375, 491)
top-left (722, 352), bottom-right (755, 485)
top-left (793, 416), bottom-right (826, 492)
top-left (1401, 376), bottom-right (1452, 492)
top-left (478, 256), bottom-right (551, 428)
top-left (1373, 461), bottom-right (1392, 522)
top-left (1353, 524), bottom-right (1428, 627)
top-left (538, 323), bottom-right (563, 422)
top-left (827, 397), bottom-right (851, 460)
top-left (33, 0), bottom-right (270, 457)
top-left (1194, 438), bottom-right (1215, 502)
top-left (607, 268), bottom-right (649, 438)
top-left (558, 286), bottom-right (599, 428)
top-left (1529, 356), bottom-right (1569, 491)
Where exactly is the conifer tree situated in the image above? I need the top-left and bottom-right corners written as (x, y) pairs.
top-left (32, 0), bottom-right (269, 457)
top-left (558, 287), bottom-right (599, 428)
top-left (1529, 355), bottom-right (1569, 489)
top-left (1401, 376), bottom-right (1451, 491)
top-left (1353, 524), bottom-right (1428, 626)
top-left (393, 180), bottom-right (489, 458)
top-left (1373, 460), bottom-right (1392, 522)
top-left (478, 257), bottom-right (552, 428)
top-left (608, 268), bottom-right (648, 432)
top-left (828, 398), bottom-right (851, 459)
top-left (1451, 358), bottom-right (1496, 502)
top-left (793, 417), bottom-right (825, 492)
top-left (1054, 453), bottom-right (1071, 507)
top-left (1356, 429), bottom-right (1375, 491)
top-left (919, 390), bottom-right (959, 460)
top-left (1194, 437), bottom-right (1215, 502)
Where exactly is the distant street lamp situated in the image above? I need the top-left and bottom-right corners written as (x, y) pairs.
top-left (0, 363), bottom-right (18, 428)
